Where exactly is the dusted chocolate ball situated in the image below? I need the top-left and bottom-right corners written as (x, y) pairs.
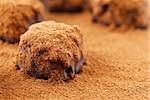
top-left (16, 21), bottom-right (85, 81)
top-left (0, 0), bottom-right (43, 43)
top-left (90, 0), bottom-right (148, 30)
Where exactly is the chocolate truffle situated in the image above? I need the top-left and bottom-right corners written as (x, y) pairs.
top-left (111, 0), bottom-right (148, 29)
top-left (16, 21), bottom-right (86, 81)
top-left (90, 0), bottom-right (148, 30)
top-left (0, 0), bottom-right (43, 43)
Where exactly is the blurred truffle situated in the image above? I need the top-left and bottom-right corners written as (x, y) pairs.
top-left (0, 0), bottom-right (44, 43)
top-left (90, 0), bottom-right (148, 30)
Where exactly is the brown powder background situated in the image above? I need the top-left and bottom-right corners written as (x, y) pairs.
top-left (0, 11), bottom-right (149, 99)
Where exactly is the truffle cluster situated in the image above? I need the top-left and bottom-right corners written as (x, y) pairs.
top-left (90, 0), bottom-right (148, 30)
top-left (0, 0), bottom-right (43, 43)
top-left (16, 21), bottom-right (85, 81)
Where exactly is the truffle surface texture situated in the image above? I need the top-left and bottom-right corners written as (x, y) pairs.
top-left (16, 21), bottom-right (85, 81)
